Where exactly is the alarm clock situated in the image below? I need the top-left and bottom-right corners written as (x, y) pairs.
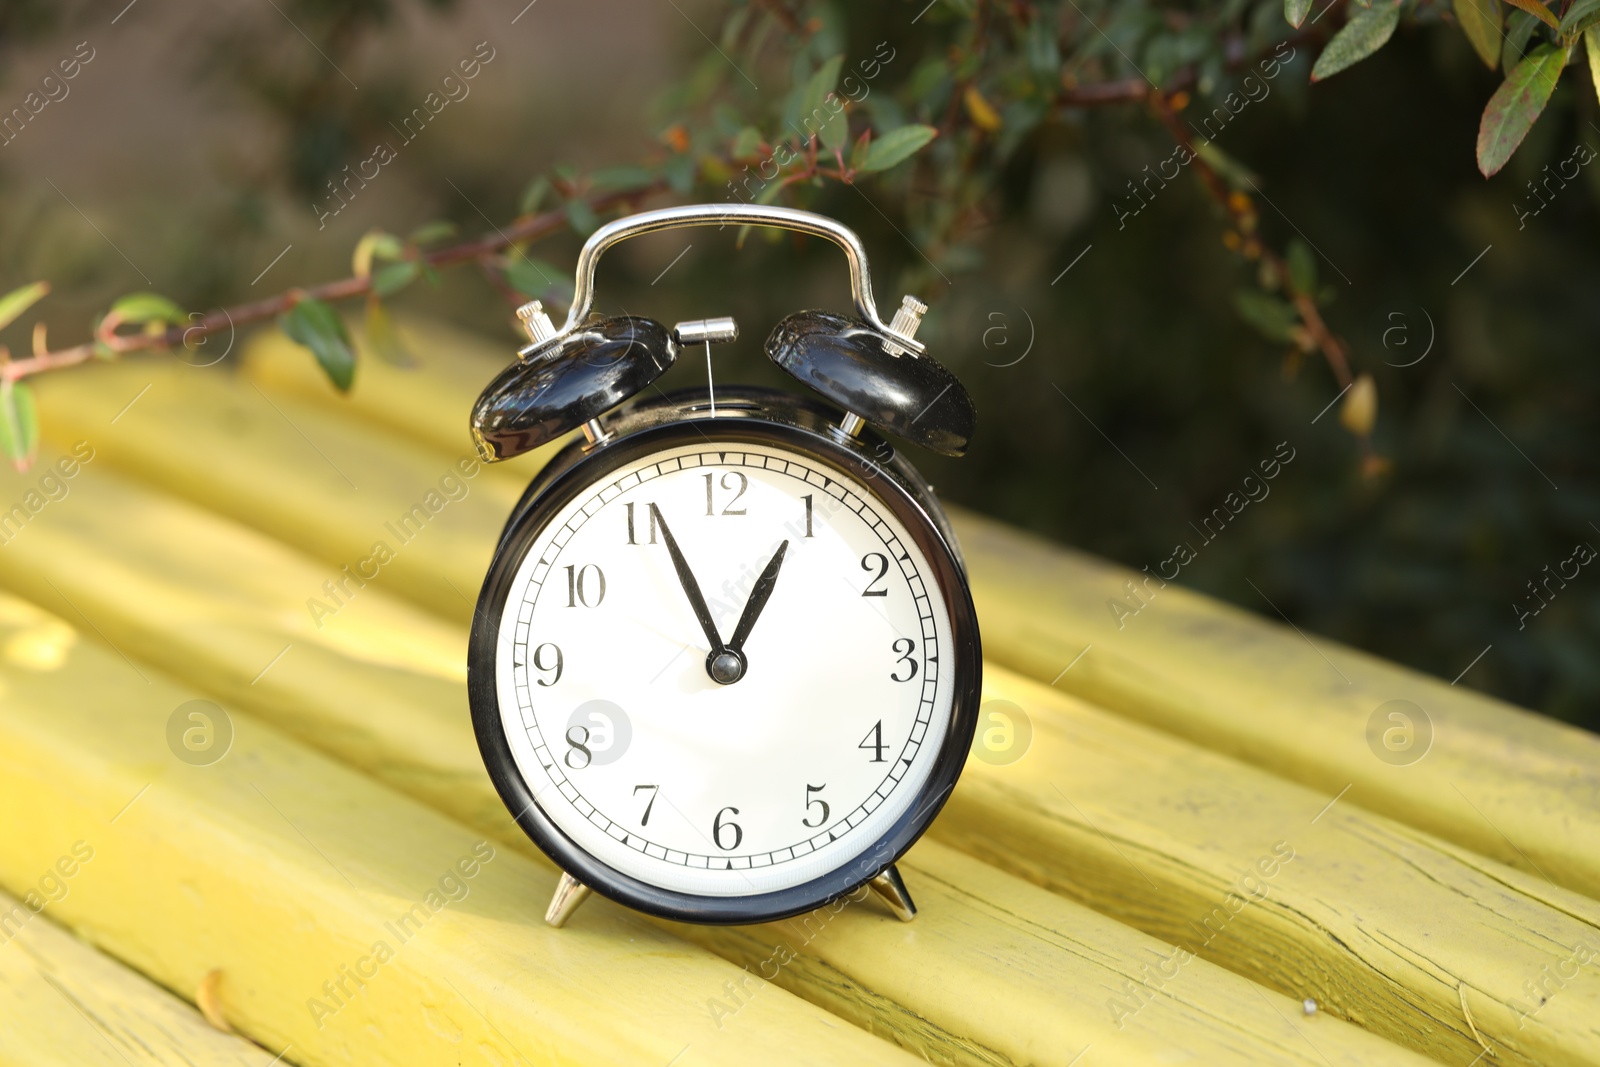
top-left (466, 203), bottom-right (980, 927)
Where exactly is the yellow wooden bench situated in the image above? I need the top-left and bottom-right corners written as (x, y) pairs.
top-left (0, 315), bottom-right (1594, 1067)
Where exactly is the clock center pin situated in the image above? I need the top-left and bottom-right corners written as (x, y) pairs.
top-left (707, 649), bottom-right (746, 685)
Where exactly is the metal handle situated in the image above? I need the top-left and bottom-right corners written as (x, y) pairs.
top-left (549, 203), bottom-right (923, 354)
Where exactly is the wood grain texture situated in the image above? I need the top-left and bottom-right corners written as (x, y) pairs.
top-left (672, 838), bottom-right (1432, 1067)
top-left (939, 668), bottom-right (1600, 1067)
top-left (946, 508), bottom-right (1600, 901)
top-left (0, 596), bottom-right (918, 1067)
top-left (0, 890), bottom-right (279, 1067)
top-left (0, 462), bottom-right (1431, 1066)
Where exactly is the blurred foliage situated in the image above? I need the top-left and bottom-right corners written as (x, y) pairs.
top-left (0, 0), bottom-right (1596, 728)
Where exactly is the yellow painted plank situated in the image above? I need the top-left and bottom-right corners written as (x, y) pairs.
top-left (236, 317), bottom-right (1600, 904)
top-left (948, 509), bottom-right (1600, 901)
top-left (937, 668), bottom-right (1600, 1067)
top-left (31, 358), bottom-right (539, 625)
top-left (0, 890), bottom-right (279, 1067)
top-left (24, 358), bottom-right (1600, 1063)
top-left (0, 596), bottom-right (918, 1067)
top-left (0, 458), bottom-right (1430, 1066)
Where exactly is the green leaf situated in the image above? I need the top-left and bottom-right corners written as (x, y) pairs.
top-left (110, 292), bottom-right (186, 327)
top-left (363, 298), bottom-right (413, 367)
top-left (371, 260), bottom-right (420, 298)
top-left (905, 57), bottom-right (952, 106)
top-left (518, 176), bottom-right (551, 215)
top-left (1503, 0), bottom-right (1559, 29)
top-left (662, 153), bottom-right (695, 194)
top-left (1025, 15), bottom-right (1062, 76)
top-left (1312, 4), bottom-right (1402, 81)
top-left (1503, 9), bottom-right (1541, 69)
top-left (1454, 0), bottom-right (1503, 68)
top-left (1234, 290), bottom-right (1300, 343)
top-left (1285, 0), bottom-right (1314, 27)
top-left (407, 220), bottom-right (456, 246)
top-left (566, 199), bottom-right (600, 237)
top-left (278, 297), bottom-right (355, 393)
top-left (794, 54), bottom-right (848, 153)
top-left (731, 126), bottom-right (763, 158)
top-left (0, 281), bottom-right (48, 333)
top-left (1587, 28), bottom-right (1600, 106)
top-left (1286, 239), bottom-right (1318, 296)
top-left (0, 380), bottom-right (38, 471)
top-left (849, 128), bottom-right (873, 172)
top-left (795, 54), bottom-right (844, 126)
top-left (1560, 0), bottom-right (1600, 35)
top-left (856, 125), bottom-right (938, 173)
top-left (1477, 44), bottom-right (1567, 176)
top-left (352, 230), bottom-right (403, 277)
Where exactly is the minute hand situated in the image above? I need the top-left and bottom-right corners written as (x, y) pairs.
top-left (648, 503), bottom-right (725, 655)
top-left (728, 540), bottom-right (789, 652)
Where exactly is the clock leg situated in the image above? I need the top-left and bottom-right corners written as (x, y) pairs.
top-left (544, 871), bottom-right (592, 928)
top-left (867, 864), bottom-right (917, 922)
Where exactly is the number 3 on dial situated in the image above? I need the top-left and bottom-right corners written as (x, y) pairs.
top-left (891, 637), bottom-right (918, 681)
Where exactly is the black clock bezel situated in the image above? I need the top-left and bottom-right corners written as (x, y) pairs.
top-left (467, 401), bottom-right (982, 925)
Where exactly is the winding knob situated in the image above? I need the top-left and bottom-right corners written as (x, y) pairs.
top-left (516, 300), bottom-right (559, 347)
top-left (884, 295), bottom-right (928, 357)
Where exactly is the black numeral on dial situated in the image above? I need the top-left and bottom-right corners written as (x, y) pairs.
top-left (624, 501), bottom-right (661, 545)
top-left (703, 472), bottom-right (748, 516)
top-left (564, 564), bottom-right (606, 608)
top-left (713, 806), bottom-right (743, 850)
top-left (634, 784), bottom-right (658, 825)
top-left (859, 720), bottom-right (887, 763)
top-left (564, 725), bottom-right (591, 769)
top-left (891, 637), bottom-right (918, 681)
top-left (803, 784), bottom-right (830, 827)
top-left (532, 642), bottom-right (563, 686)
top-left (861, 552), bottom-right (889, 596)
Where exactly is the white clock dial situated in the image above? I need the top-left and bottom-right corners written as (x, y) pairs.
top-left (494, 441), bottom-right (955, 895)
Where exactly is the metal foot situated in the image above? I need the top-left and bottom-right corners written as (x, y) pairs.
top-left (867, 864), bottom-right (917, 922)
top-left (545, 871), bottom-right (592, 928)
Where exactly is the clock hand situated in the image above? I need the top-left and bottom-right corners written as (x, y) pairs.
top-left (647, 503), bottom-right (726, 657)
top-left (728, 540), bottom-right (789, 654)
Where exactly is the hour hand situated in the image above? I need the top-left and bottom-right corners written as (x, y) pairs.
top-left (647, 503), bottom-right (725, 658)
top-left (728, 540), bottom-right (789, 654)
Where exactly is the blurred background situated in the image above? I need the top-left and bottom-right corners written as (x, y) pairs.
top-left (1, 0), bottom-right (1595, 728)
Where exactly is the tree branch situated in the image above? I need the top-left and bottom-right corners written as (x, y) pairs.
top-left (2, 182), bottom-right (664, 385)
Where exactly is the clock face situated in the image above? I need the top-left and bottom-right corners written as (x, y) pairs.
top-left (490, 439), bottom-right (957, 898)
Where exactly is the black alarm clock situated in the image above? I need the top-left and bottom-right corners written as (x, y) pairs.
top-left (466, 204), bottom-right (980, 927)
